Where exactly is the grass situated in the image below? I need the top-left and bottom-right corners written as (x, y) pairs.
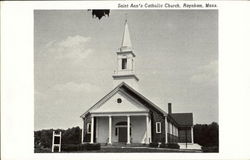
top-left (35, 146), bottom-right (202, 153)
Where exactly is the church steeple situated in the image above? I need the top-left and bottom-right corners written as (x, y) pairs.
top-left (120, 20), bottom-right (132, 52)
top-left (112, 20), bottom-right (139, 90)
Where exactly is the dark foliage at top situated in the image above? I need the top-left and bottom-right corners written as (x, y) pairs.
top-left (91, 10), bottom-right (110, 19)
top-left (194, 122), bottom-right (219, 147)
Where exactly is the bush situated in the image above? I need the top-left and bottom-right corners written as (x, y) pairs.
top-left (62, 143), bottom-right (100, 152)
top-left (149, 142), bottom-right (159, 148)
top-left (167, 143), bottom-right (180, 149)
top-left (160, 143), bottom-right (180, 149)
top-left (85, 143), bottom-right (101, 150)
top-left (62, 144), bottom-right (80, 152)
top-left (202, 146), bottom-right (218, 153)
top-left (194, 122), bottom-right (219, 147)
top-left (149, 142), bottom-right (180, 149)
top-left (34, 126), bottom-right (82, 149)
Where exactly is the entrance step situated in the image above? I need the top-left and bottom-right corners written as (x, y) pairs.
top-left (101, 143), bottom-right (148, 148)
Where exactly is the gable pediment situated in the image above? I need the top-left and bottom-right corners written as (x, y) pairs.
top-left (80, 82), bottom-right (167, 118)
top-left (89, 89), bottom-right (149, 114)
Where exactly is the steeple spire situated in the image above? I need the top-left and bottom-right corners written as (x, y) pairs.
top-left (113, 19), bottom-right (139, 90)
top-left (120, 20), bottom-right (132, 52)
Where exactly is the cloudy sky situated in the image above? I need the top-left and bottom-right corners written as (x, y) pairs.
top-left (34, 10), bottom-right (218, 131)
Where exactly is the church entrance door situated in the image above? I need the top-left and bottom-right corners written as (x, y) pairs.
top-left (118, 127), bottom-right (127, 142)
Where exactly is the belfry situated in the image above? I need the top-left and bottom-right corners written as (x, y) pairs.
top-left (112, 20), bottom-right (139, 90)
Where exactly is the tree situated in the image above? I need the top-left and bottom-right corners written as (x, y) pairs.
top-left (61, 126), bottom-right (81, 145)
top-left (193, 122), bottom-right (219, 147)
top-left (34, 126), bottom-right (82, 149)
top-left (91, 10), bottom-right (110, 20)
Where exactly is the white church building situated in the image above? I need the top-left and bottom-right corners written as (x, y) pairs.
top-left (80, 20), bottom-right (200, 149)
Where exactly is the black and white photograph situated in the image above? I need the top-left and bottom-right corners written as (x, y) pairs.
top-left (2, 1), bottom-right (250, 160)
top-left (34, 10), bottom-right (218, 153)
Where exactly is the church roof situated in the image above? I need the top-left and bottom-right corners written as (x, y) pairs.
top-left (80, 82), bottom-right (168, 118)
top-left (170, 113), bottom-right (193, 127)
top-left (80, 82), bottom-right (194, 127)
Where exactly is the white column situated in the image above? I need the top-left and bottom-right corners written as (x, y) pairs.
top-left (90, 116), bottom-right (94, 143)
top-left (96, 117), bottom-right (98, 142)
top-left (172, 123), bottom-right (174, 135)
top-left (108, 116), bottom-right (112, 144)
top-left (145, 115), bottom-right (149, 144)
top-left (173, 125), bottom-right (175, 136)
top-left (174, 126), bottom-right (176, 136)
top-left (59, 132), bottom-right (61, 152)
top-left (149, 117), bottom-right (152, 143)
top-left (176, 128), bottom-right (178, 136)
top-left (127, 115), bottom-right (131, 144)
top-left (191, 126), bottom-right (194, 143)
top-left (165, 117), bottom-right (168, 144)
top-left (81, 118), bottom-right (85, 144)
top-left (52, 131), bottom-right (55, 152)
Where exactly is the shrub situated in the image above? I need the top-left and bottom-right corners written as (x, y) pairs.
top-left (160, 143), bottom-right (180, 149)
top-left (149, 142), bottom-right (180, 149)
top-left (149, 142), bottom-right (158, 148)
top-left (62, 144), bottom-right (80, 152)
top-left (194, 122), bottom-right (219, 147)
top-left (62, 143), bottom-right (100, 152)
top-left (202, 146), bottom-right (219, 153)
top-left (85, 143), bottom-right (101, 150)
top-left (78, 144), bottom-right (87, 151)
top-left (34, 126), bottom-right (82, 149)
top-left (167, 143), bottom-right (180, 149)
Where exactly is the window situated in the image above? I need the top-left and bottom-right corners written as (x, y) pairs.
top-left (156, 122), bottom-right (161, 133)
top-left (87, 123), bottom-right (91, 134)
top-left (122, 58), bottom-right (127, 69)
top-left (170, 123), bottom-right (172, 134)
top-left (117, 98), bottom-right (122, 103)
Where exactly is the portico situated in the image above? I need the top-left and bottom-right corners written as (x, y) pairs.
top-left (82, 112), bottom-right (151, 145)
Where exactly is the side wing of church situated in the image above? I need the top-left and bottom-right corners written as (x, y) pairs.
top-left (80, 20), bottom-right (197, 148)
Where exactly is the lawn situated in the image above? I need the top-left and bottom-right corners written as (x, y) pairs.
top-left (35, 146), bottom-right (202, 153)
top-left (83, 147), bottom-right (201, 153)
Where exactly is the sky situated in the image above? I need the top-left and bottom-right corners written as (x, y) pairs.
top-left (34, 10), bottom-right (218, 131)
